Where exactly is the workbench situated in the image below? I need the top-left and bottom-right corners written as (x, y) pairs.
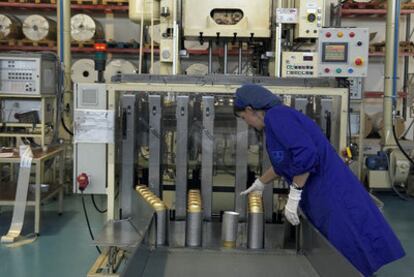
top-left (0, 146), bottom-right (65, 235)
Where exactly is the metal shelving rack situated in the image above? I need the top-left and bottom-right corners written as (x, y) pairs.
top-left (0, 94), bottom-right (57, 147)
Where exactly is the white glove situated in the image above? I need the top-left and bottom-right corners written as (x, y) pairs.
top-left (284, 185), bottom-right (302, 225)
top-left (240, 178), bottom-right (266, 196)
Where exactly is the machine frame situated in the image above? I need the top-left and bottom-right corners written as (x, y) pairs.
top-left (103, 76), bottom-right (349, 220)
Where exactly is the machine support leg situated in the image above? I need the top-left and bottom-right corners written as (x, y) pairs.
top-left (175, 96), bottom-right (189, 219)
top-left (149, 95), bottom-right (162, 197)
top-left (262, 135), bottom-right (274, 222)
top-left (120, 95), bottom-right (137, 218)
top-left (235, 118), bottom-right (248, 221)
top-left (201, 96), bottom-right (215, 221)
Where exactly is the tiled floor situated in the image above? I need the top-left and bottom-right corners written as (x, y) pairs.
top-left (0, 193), bottom-right (412, 276)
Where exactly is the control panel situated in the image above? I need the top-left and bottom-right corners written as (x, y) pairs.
top-left (348, 77), bottom-right (363, 100)
top-left (294, 0), bottom-right (324, 39)
top-left (318, 28), bottom-right (369, 77)
top-left (0, 53), bottom-right (56, 95)
top-left (281, 52), bottom-right (318, 78)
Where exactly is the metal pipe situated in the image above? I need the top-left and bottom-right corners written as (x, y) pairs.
top-left (57, 0), bottom-right (71, 133)
top-left (274, 0), bottom-right (283, 77)
top-left (222, 211), bottom-right (239, 248)
top-left (238, 42), bottom-right (243, 75)
top-left (208, 41), bottom-right (213, 74)
top-left (138, 0), bottom-right (145, 74)
top-left (247, 193), bottom-right (264, 249)
top-left (403, 14), bottom-right (410, 119)
top-left (223, 42), bottom-right (228, 75)
top-left (151, 0), bottom-right (154, 74)
top-left (383, 0), bottom-right (399, 147)
top-left (185, 190), bottom-right (202, 247)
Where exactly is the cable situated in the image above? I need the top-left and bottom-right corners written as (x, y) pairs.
top-left (90, 194), bottom-right (107, 213)
top-left (81, 192), bottom-right (102, 254)
top-left (392, 123), bottom-right (414, 166)
top-left (399, 119), bottom-right (414, 139)
top-left (385, 151), bottom-right (410, 201)
top-left (61, 116), bottom-right (73, 136)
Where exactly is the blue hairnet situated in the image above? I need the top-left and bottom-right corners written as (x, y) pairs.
top-left (234, 84), bottom-right (282, 110)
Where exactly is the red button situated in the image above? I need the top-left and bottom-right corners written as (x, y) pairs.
top-left (349, 32), bottom-right (355, 38)
top-left (324, 68), bottom-right (330, 73)
top-left (326, 32), bottom-right (331, 38)
top-left (355, 58), bottom-right (363, 66)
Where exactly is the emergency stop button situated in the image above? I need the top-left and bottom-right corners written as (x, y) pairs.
top-left (77, 173), bottom-right (89, 191)
top-left (355, 58), bottom-right (363, 66)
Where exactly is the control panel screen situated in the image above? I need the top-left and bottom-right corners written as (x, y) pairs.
top-left (322, 43), bottom-right (348, 63)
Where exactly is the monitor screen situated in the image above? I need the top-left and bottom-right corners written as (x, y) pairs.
top-left (322, 43), bottom-right (348, 63)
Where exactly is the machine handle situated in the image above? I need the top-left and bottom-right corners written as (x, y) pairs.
top-left (122, 108), bottom-right (127, 139)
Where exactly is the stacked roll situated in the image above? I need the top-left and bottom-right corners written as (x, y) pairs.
top-left (71, 14), bottom-right (104, 42)
top-left (0, 14), bottom-right (23, 40)
top-left (186, 189), bottom-right (203, 247)
top-left (136, 185), bottom-right (168, 246)
top-left (247, 193), bottom-right (264, 249)
top-left (22, 15), bottom-right (56, 41)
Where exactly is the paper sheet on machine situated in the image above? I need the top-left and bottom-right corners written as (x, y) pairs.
top-left (74, 109), bottom-right (115, 144)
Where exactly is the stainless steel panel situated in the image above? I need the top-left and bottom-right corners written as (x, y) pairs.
top-left (235, 118), bottom-right (248, 221)
top-left (294, 97), bottom-right (308, 114)
top-left (201, 96), bottom-right (215, 220)
top-left (118, 74), bottom-right (333, 88)
top-left (95, 192), bottom-right (155, 248)
top-left (120, 95), bottom-right (137, 219)
top-left (301, 216), bottom-right (361, 277)
top-left (175, 96), bottom-right (189, 220)
top-left (94, 219), bottom-right (142, 248)
top-left (262, 135), bottom-right (273, 222)
top-left (148, 95), bottom-right (162, 197)
top-left (136, 248), bottom-right (319, 277)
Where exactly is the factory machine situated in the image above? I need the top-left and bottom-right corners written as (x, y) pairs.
top-left (70, 0), bottom-right (408, 276)
top-left (76, 77), bottom-right (360, 277)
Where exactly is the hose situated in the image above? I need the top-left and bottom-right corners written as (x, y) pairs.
top-left (81, 192), bottom-right (102, 254)
top-left (91, 194), bottom-right (107, 213)
top-left (61, 116), bottom-right (73, 136)
top-left (388, 0), bottom-right (411, 200)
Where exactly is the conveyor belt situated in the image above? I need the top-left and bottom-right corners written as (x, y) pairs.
top-left (140, 248), bottom-right (319, 277)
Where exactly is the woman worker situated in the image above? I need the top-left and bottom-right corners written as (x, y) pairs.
top-left (235, 84), bottom-right (405, 277)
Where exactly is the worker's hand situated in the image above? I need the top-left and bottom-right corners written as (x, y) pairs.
top-left (240, 178), bottom-right (266, 196)
top-left (284, 186), bottom-right (302, 225)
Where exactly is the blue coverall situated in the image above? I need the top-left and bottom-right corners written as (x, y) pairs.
top-left (264, 105), bottom-right (405, 277)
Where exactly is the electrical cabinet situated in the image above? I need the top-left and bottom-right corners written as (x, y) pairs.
top-left (73, 83), bottom-right (108, 194)
top-left (294, 0), bottom-right (324, 39)
top-left (318, 28), bottom-right (369, 77)
top-left (0, 53), bottom-right (57, 95)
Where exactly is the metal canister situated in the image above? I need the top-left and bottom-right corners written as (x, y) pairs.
top-left (136, 185), bottom-right (168, 246)
top-left (247, 193), bottom-right (264, 249)
top-left (221, 211), bottom-right (239, 248)
top-left (185, 189), bottom-right (202, 247)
